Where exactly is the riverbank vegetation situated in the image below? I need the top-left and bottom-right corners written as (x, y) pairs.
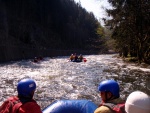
top-left (103, 0), bottom-right (150, 64)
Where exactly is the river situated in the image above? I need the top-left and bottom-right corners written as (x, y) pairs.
top-left (0, 54), bottom-right (149, 109)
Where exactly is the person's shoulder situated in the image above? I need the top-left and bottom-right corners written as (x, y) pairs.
top-left (94, 105), bottom-right (114, 113)
top-left (108, 98), bottom-right (125, 104)
top-left (22, 101), bottom-right (40, 107)
top-left (1, 96), bottom-right (19, 103)
top-left (7, 96), bottom-right (18, 100)
top-left (20, 101), bottom-right (42, 113)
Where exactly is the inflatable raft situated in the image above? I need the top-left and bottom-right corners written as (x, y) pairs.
top-left (42, 99), bottom-right (98, 113)
top-left (71, 58), bottom-right (87, 62)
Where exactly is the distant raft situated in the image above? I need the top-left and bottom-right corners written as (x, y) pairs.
top-left (71, 58), bottom-right (87, 62)
top-left (42, 99), bottom-right (98, 113)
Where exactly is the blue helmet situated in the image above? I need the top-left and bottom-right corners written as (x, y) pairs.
top-left (17, 78), bottom-right (36, 98)
top-left (98, 80), bottom-right (120, 98)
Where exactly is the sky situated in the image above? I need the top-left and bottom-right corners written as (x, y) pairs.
top-left (74, 0), bottom-right (111, 26)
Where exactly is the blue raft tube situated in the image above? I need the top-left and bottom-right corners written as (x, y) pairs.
top-left (42, 99), bottom-right (98, 113)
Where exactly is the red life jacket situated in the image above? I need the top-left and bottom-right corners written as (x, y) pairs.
top-left (0, 96), bottom-right (35, 113)
top-left (101, 102), bottom-right (126, 113)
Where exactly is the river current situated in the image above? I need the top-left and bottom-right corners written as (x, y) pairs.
top-left (0, 54), bottom-right (149, 109)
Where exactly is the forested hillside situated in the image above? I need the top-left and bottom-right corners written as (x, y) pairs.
top-left (0, 0), bottom-right (106, 52)
top-left (104, 0), bottom-right (150, 64)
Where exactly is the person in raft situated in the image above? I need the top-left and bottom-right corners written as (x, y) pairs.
top-left (69, 54), bottom-right (74, 61)
top-left (74, 53), bottom-right (78, 61)
top-left (78, 54), bottom-right (83, 61)
top-left (33, 57), bottom-right (39, 63)
top-left (125, 91), bottom-right (150, 113)
top-left (0, 78), bottom-right (42, 113)
top-left (94, 79), bottom-right (125, 113)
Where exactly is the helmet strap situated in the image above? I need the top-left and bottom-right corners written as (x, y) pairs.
top-left (18, 95), bottom-right (33, 100)
top-left (18, 96), bottom-right (33, 103)
top-left (105, 92), bottom-right (114, 102)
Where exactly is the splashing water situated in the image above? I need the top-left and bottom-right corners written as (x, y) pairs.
top-left (0, 54), bottom-right (149, 109)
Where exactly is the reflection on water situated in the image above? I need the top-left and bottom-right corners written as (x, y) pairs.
top-left (0, 54), bottom-right (149, 109)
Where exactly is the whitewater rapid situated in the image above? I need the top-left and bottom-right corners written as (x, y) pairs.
top-left (0, 54), bottom-right (149, 109)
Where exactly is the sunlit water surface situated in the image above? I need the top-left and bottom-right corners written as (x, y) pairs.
top-left (0, 54), bottom-right (149, 109)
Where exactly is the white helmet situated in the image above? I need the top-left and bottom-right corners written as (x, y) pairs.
top-left (125, 91), bottom-right (150, 113)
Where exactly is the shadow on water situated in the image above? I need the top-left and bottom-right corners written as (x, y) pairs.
top-left (108, 68), bottom-right (150, 96)
top-left (0, 60), bottom-right (42, 69)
